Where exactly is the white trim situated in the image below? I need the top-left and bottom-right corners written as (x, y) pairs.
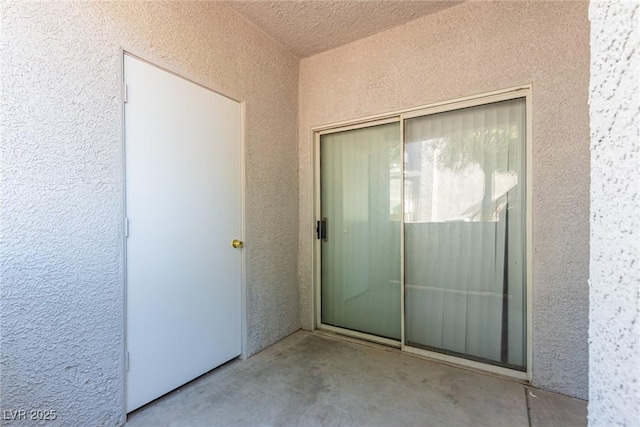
top-left (401, 89), bottom-right (529, 120)
top-left (399, 115), bottom-right (406, 348)
top-left (119, 47), bottom-right (128, 424)
top-left (309, 125), bottom-right (317, 331)
top-left (311, 85), bottom-right (533, 383)
top-left (318, 324), bottom-right (401, 349)
top-left (313, 130), bottom-right (321, 330)
top-left (525, 87), bottom-right (534, 382)
top-left (311, 85), bottom-right (531, 133)
top-left (317, 116), bottom-right (400, 135)
top-left (239, 100), bottom-right (248, 360)
top-left (404, 345), bottom-right (528, 381)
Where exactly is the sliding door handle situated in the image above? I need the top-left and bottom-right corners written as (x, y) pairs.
top-left (316, 218), bottom-right (328, 241)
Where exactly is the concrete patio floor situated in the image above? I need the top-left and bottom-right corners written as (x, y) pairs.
top-left (126, 331), bottom-right (586, 427)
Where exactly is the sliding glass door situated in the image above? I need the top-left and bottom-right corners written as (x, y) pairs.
top-left (317, 93), bottom-right (528, 373)
top-left (319, 122), bottom-right (402, 340)
top-left (404, 98), bottom-right (527, 370)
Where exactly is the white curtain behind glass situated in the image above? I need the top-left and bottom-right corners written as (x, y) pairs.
top-left (404, 98), bottom-right (526, 369)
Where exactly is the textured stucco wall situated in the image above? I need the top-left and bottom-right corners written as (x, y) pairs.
top-left (588, 1), bottom-right (640, 425)
top-left (299, 1), bottom-right (590, 399)
top-left (0, 2), bottom-right (299, 426)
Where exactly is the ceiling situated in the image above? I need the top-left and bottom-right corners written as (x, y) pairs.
top-left (224, 1), bottom-right (462, 58)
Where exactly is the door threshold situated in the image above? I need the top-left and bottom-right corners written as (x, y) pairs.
top-left (313, 329), bottom-right (402, 354)
top-left (312, 328), bottom-right (530, 386)
top-left (316, 324), bottom-right (401, 348)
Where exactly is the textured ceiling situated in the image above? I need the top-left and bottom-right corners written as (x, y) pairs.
top-left (224, 1), bottom-right (462, 58)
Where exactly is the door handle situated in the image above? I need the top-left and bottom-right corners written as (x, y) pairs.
top-left (232, 239), bottom-right (244, 249)
top-left (316, 218), bottom-right (328, 241)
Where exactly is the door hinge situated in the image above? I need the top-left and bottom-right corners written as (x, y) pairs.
top-left (316, 218), bottom-right (327, 241)
top-left (125, 217), bottom-right (129, 238)
top-left (125, 351), bottom-right (130, 371)
top-left (124, 84), bottom-right (128, 104)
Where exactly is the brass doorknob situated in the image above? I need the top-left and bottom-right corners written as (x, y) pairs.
top-left (232, 239), bottom-right (244, 249)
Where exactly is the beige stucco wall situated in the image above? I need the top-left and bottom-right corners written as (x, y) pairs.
top-left (1, 2), bottom-right (299, 425)
top-left (298, 1), bottom-right (590, 399)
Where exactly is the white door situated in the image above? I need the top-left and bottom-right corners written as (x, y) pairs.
top-left (124, 54), bottom-right (243, 412)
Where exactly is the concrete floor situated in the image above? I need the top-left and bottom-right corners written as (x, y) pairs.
top-left (126, 331), bottom-right (587, 427)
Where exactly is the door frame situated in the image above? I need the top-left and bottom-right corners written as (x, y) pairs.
top-left (311, 85), bottom-right (533, 382)
top-left (120, 49), bottom-right (248, 419)
top-left (314, 117), bottom-right (403, 349)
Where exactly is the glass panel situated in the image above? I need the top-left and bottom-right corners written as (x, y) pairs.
top-left (404, 98), bottom-right (527, 370)
top-left (321, 122), bottom-right (401, 340)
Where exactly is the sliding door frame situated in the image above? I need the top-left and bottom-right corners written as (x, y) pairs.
top-left (312, 85), bottom-right (532, 381)
top-left (314, 117), bottom-right (403, 348)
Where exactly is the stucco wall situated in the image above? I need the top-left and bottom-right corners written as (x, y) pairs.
top-left (0, 2), bottom-right (299, 426)
top-left (588, 1), bottom-right (640, 425)
top-left (298, 1), bottom-right (590, 399)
